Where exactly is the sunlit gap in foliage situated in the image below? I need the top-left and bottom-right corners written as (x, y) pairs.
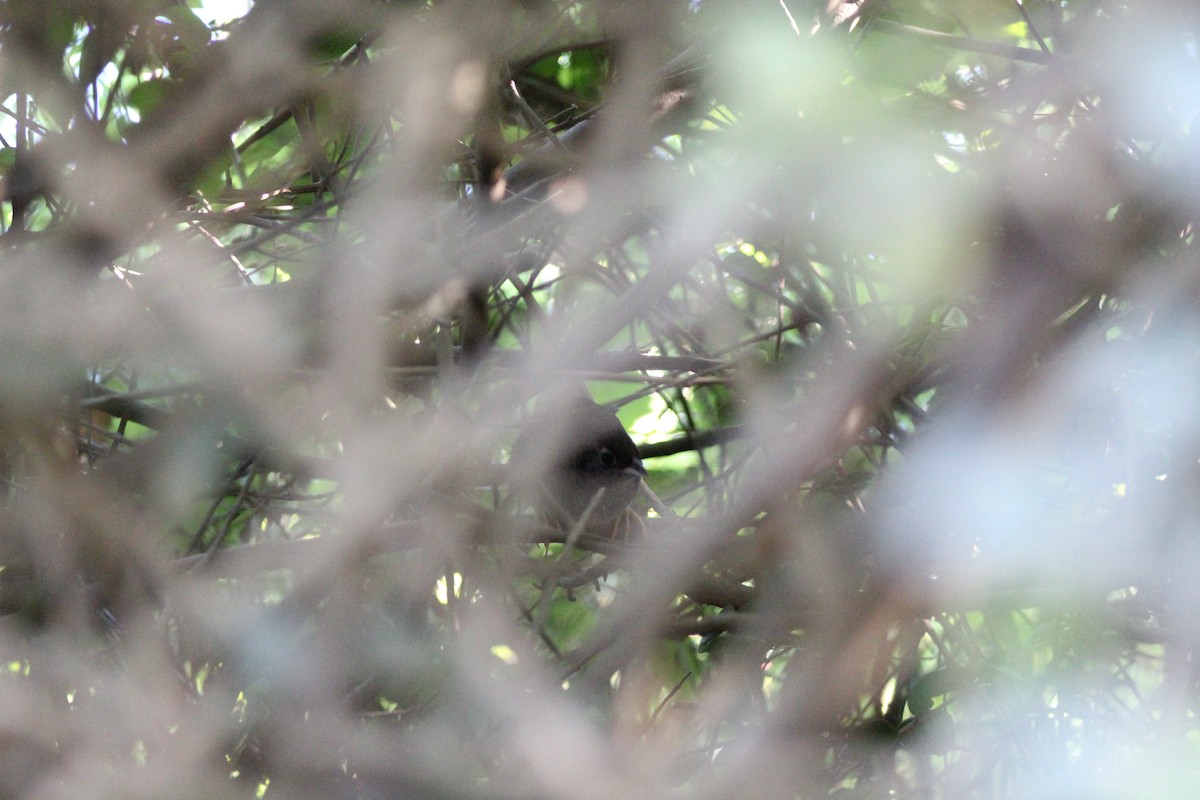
top-left (195, 0), bottom-right (253, 28)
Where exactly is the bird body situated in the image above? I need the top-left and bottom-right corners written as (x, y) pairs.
top-left (513, 397), bottom-right (646, 539)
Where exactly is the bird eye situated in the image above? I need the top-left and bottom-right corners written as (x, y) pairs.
top-left (598, 447), bottom-right (617, 468)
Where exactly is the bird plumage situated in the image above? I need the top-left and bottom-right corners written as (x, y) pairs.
top-left (513, 397), bottom-right (646, 539)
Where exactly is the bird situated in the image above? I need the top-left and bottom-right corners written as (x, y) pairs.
top-left (512, 396), bottom-right (647, 539)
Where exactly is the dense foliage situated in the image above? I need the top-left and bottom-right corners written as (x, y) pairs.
top-left (0, 0), bottom-right (1196, 797)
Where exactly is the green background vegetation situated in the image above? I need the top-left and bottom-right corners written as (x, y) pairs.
top-left (0, 0), bottom-right (1194, 797)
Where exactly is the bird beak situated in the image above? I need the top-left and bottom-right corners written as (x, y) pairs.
top-left (625, 458), bottom-right (647, 477)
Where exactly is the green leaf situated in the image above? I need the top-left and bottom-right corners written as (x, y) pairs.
top-left (190, 143), bottom-right (235, 198)
top-left (158, 6), bottom-right (213, 50)
top-left (555, 48), bottom-right (609, 101)
top-left (156, 6), bottom-right (212, 73)
top-left (907, 667), bottom-right (973, 715)
top-left (128, 79), bottom-right (174, 117)
top-left (545, 600), bottom-right (594, 649)
top-left (307, 28), bottom-right (363, 62)
top-left (524, 53), bottom-right (560, 81)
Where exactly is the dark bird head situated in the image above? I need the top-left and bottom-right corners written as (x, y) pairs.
top-left (513, 396), bottom-right (646, 536)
